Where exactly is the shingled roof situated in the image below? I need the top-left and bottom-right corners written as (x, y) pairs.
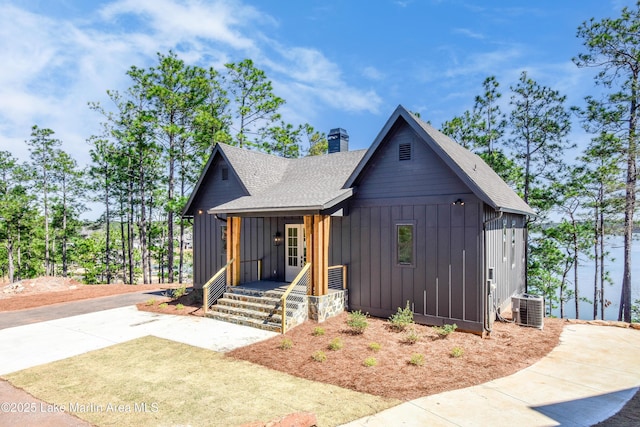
top-left (345, 105), bottom-right (536, 216)
top-left (193, 143), bottom-right (367, 215)
top-left (184, 105), bottom-right (534, 217)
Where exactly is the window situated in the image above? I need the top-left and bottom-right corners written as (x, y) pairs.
top-left (399, 143), bottom-right (412, 161)
top-left (221, 167), bottom-right (229, 181)
top-left (396, 223), bottom-right (414, 266)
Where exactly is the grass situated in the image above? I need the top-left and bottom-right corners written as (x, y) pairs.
top-left (3, 336), bottom-right (398, 427)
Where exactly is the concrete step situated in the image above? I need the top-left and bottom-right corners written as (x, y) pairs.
top-left (211, 303), bottom-right (277, 321)
top-left (222, 292), bottom-right (282, 306)
top-left (217, 297), bottom-right (282, 314)
top-left (205, 311), bottom-right (281, 333)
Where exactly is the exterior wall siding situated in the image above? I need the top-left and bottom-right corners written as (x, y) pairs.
top-left (344, 119), bottom-right (487, 332)
top-left (346, 202), bottom-right (484, 331)
top-left (355, 120), bottom-right (472, 200)
top-left (483, 207), bottom-right (527, 313)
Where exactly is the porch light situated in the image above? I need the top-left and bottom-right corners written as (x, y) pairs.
top-left (453, 198), bottom-right (465, 206)
top-left (273, 231), bottom-right (283, 246)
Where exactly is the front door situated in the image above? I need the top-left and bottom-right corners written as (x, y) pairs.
top-left (285, 224), bottom-right (306, 282)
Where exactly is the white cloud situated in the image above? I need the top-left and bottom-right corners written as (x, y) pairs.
top-left (0, 0), bottom-right (381, 170)
top-left (453, 28), bottom-right (485, 40)
top-left (362, 66), bottom-right (385, 81)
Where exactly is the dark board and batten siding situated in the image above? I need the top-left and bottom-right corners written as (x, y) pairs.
top-left (193, 214), bottom-right (303, 288)
top-left (346, 119), bottom-right (486, 332)
top-left (346, 203), bottom-right (484, 332)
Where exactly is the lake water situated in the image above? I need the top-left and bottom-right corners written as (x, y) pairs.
top-left (548, 235), bottom-right (640, 321)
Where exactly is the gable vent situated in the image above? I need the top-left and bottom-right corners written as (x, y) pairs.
top-left (399, 143), bottom-right (412, 161)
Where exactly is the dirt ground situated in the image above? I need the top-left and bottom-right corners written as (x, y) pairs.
top-left (1, 276), bottom-right (638, 425)
top-left (0, 276), bottom-right (180, 311)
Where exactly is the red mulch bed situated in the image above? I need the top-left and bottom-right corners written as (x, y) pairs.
top-left (0, 277), bottom-right (180, 311)
top-left (228, 312), bottom-right (564, 401)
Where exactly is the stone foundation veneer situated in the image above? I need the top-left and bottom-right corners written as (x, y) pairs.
top-left (308, 290), bottom-right (347, 322)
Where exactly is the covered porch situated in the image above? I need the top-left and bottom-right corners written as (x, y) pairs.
top-left (202, 213), bottom-right (349, 333)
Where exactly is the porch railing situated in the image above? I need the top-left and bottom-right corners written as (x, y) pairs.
top-left (281, 263), bottom-right (311, 334)
top-left (328, 264), bottom-right (347, 290)
top-left (202, 258), bottom-right (235, 315)
top-left (240, 258), bottom-right (263, 281)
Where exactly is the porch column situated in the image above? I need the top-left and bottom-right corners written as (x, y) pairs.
top-left (305, 214), bottom-right (330, 296)
top-left (227, 216), bottom-right (241, 286)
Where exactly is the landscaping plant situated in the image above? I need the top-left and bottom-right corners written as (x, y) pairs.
top-left (363, 357), bottom-right (377, 367)
top-left (388, 301), bottom-right (414, 331)
top-left (311, 350), bottom-right (327, 362)
top-left (346, 310), bottom-right (369, 334)
top-left (278, 338), bottom-right (293, 350)
top-left (328, 337), bottom-right (343, 351)
top-left (409, 353), bottom-right (425, 366)
top-left (433, 323), bottom-right (457, 339)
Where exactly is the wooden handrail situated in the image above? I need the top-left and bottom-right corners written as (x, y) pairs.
top-left (328, 264), bottom-right (348, 289)
top-left (281, 263), bottom-right (311, 334)
top-left (202, 258), bottom-right (235, 314)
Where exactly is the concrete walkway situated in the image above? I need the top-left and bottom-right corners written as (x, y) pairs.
top-left (0, 289), bottom-right (169, 330)
top-left (0, 306), bottom-right (277, 376)
top-left (342, 324), bottom-right (640, 427)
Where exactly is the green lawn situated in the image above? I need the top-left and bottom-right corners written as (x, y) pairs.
top-left (3, 336), bottom-right (398, 426)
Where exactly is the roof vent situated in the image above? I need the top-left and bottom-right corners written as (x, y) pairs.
top-left (399, 143), bottom-right (412, 161)
top-left (328, 128), bottom-right (349, 153)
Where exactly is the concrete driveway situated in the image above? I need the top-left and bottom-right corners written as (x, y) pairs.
top-left (342, 324), bottom-right (640, 427)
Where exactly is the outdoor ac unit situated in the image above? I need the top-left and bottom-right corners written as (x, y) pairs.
top-left (512, 294), bottom-right (544, 330)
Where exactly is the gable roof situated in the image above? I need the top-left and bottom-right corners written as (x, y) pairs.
top-left (345, 105), bottom-right (535, 216)
top-left (184, 105), bottom-right (534, 218)
top-left (183, 142), bottom-right (367, 216)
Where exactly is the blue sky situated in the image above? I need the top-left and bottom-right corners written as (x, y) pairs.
top-left (0, 0), bottom-right (635, 175)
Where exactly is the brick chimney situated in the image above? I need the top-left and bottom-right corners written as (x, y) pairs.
top-left (328, 128), bottom-right (349, 153)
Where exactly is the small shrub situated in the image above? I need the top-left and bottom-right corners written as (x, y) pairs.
top-left (368, 342), bottom-right (381, 352)
top-left (401, 327), bottom-right (420, 344)
top-left (145, 299), bottom-right (156, 306)
top-left (311, 350), bottom-right (327, 362)
top-left (172, 285), bottom-right (187, 299)
top-left (346, 310), bottom-right (369, 334)
top-left (158, 303), bottom-right (168, 309)
top-left (363, 357), bottom-right (377, 367)
top-left (278, 338), bottom-right (293, 350)
top-left (433, 323), bottom-right (457, 339)
top-left (450, 346), bottom-right (464, 358)
top-left (175, 303), bottom-right (185, 311)
top-left (388, 300), bottom-right (414, 331)
top-left (328, 337), bottom-right (343, 351)
top-left (409, 353), bottom-right (425, 366)
top-left (312, 327), bottom-right (325, 336)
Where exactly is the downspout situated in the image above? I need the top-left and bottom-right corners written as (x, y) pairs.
top-left (214, 214), bottom-right (227, 223)
top-left (482, 210), bottom-right (503, 334)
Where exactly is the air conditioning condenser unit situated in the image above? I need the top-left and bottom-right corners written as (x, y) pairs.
top-left (512, 294), bottom-right (544, 329)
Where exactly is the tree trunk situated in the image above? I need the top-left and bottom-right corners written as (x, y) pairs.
top-left (593, 206), bottom-right (599, 320)
top-left (7, 239), bottom-right (14, 283)
top-left (168, 154), bottom-right (175, 284)
top-left (619, 72), bottom-right (638, 323)
top-left (120, 203), bottom-right (126, 284)
top-left (599, 206), bottom-right (605, 320)
top-left (105, 174), bottom-right (111, 284)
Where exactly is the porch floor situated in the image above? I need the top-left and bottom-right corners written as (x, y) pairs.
top-left (235, 280), bottom-right (291, 293)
